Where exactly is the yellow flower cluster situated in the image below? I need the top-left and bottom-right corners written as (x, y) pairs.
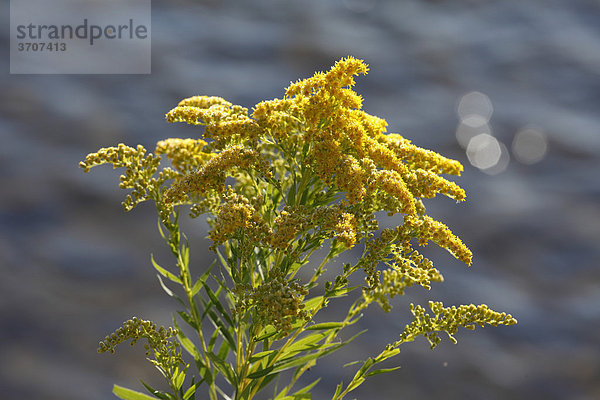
top-left (403, 215), bottom-right (472, 265)
top-left (235, 269), bottom-right (309, 337)
top-left (155, 138), bottom-right (213, 175)
top-left (269, 204), bottom-right (359, 250)
top-left (362, 248), bottom-right (443, 312)
top-left (209, 189), bottom-right (270, 251)
top-left (312, 206), bottom-right (358, 248)
top-left (98, 317), bottom-right (179, 357)
top-left (164, 144), bottom-right (272, 204)
top-left (79, 143), bottom-right (170, 211)
top-left (399, 301), bottom-right (517, 349)
top-left (247, 57), bottom-right (466, 222)
top-left (166, 95), bottom-right (260, 147)
top-left (270, 206), bottom-right (308, 250)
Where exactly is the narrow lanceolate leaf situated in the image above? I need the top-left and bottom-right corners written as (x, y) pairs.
top-left (255, 325), bottom-right (277, 341)
top-left (333, 382), bottom-right (344, 399)
top-left (345, 376), bottom-right (365, 393)
top-left (157, 275), bottom-right (187, 308)
top-left (249, 349), bottom-right (277, 363)
top-left (202, 300), bottom-right (236, 349)
top-left (269, 341), bottom-right (348, 376)
top-left (191, 260), bottom-right (215, 296)
top-left (140, 381), bottom-right (173, 400)
top-left (302, 296), bottom-right (324, 313)
top-left (113, 384), bottom-right (158, 400)
top-left (305, 322), bottom-right (344, 331)
top-left (246, 364), bottom-right (275, 379)
top-left (276, 394), bottom-right (311, 400)
top-left (173, 368), bottom-right (186, 391)
top-left (151, 254), bottom-right (181, 283)
top-left (206, 351), bottom-right (237, 385)
top-left (216, 336), bottom-right (232, 361)
top-left (173, 316), bottom-right (201, 359)
top-left (157, 274), bottom-right (175, 297)
top-left (177, 310), bottom-right (198, 330)
top-left (283, 331), bottom-right (330, 353)
top-left (365, 366), bottom-right (401, 377)
top-left (374, 347), bottom-right (400, 362)
top-left (324, 286), bottom-right (359, 298)
top-left (183, 381), bottom-right (203, 400)
top-left (204, 284), bottom-right (235, 326)
top-left (287, 179), bottom-right (297, 205)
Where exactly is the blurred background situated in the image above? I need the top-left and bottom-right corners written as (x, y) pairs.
top-left (2, 0), bottom-right (600, 399)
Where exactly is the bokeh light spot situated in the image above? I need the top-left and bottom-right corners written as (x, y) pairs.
top-left (482, 141), bottom-right (510, 175)
top-left (512, 127), bottom-right (548, 165)
top-left (457, 91), bottom-right (493, 123)
top-left (456, 120), bottom-right (492, 149)
top-left (467, 133), bottom-right (502, 170)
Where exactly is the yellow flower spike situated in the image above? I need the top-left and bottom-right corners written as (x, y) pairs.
top-left (403, 215), bottom-right (472, 265)
top-left (84, 57), bottom-right (516, 400)
top-left (80, 143), bottom-right (163, 211)
top-left (208, 188), bottom-right (269, 250)
top-left (382, 134), bottom-right (464, 176)
top-left (323, 56), bottom-right (369, 89)
top-left (155, 138), bottom-right (213, 175)
top-left (399, 301), bottom-right (517, 349)
top-left (176, 95), bottom-right (232, 109)
top-left (164, 144), bottom-right (271, 204)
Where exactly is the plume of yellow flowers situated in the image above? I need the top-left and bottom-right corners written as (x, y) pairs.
top-left (80, 56), bottom-right (479, 314)
top-left (81, 58), bottom-right (516, 400)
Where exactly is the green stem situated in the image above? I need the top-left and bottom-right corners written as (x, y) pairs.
top-left (162, 210), bottom-right (218, 400)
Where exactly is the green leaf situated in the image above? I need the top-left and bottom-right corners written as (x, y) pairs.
top-left (345, 376), bottom-right (365, 393)
top-left (176, 311), bottom-right (198, 330)
top-left (277, 394), bottom-right (311, 400)
top-left (205, 284), bottom-right (235, 327)
top-left (113, 385), bottom-right (158, 400)
top-left (194, 357), bottom-right (213, 385)
top-left (333, 382), bottom-right (344, 399)
top-left (270, 341), bottom-right (345, 375)
top-left (365, 366), bottom-right (401, 377)
top-left (249, 349), bottom-right (277, 362)
top-left (305, 322), bottom-right (344, 331)
top-left (208, 327), bottom-right (220, 352)
top-left (215, 248), bottom-right (231, 275)
top-left (287, 180), bottom-right (297, 205)
top-left (157, 218), bottom-right (167, 241)
top-left (246, 364), bottom-right (275, 379)
top-left (255, 325), bottom-right (277, 341)
top-left (284, 331), bottom-right (329, 353)
top-left (217, 336), bottom-right (232, 361)
top-left (183, 382), bottom-right (201, 400)
top-left (204, 304), bottom-right (236, 349)
top-left (151, 254), bottom-right (181, 283)
top-left (173, 316), bottom-right (201, 360)
top-left (206, 352), bottom-right (237, 385)
top-left (302, 296), bottom-right (324, 313)
top-left (181, 237), bottom-right (190, 267)
top-left (140, 381), bottom-right (172, 400)
top-left (354, 357), bottom-right (374, 378)
top-left (374, 347), bottom-right (400, 362)
top-left (157, 274), bottom-right (175, 297)
top-left (325, 286), bottom-right (359, 298)
top-left (173, 368), bottom-right (186, 391)
top-left (191, 260), bottom-right (215, 296)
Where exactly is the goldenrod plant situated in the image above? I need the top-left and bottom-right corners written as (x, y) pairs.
top-left (81, 57), bottom-right (516, 400)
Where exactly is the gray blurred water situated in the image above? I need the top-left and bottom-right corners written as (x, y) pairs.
top-left (2, 1), bottom-right (600, 399)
